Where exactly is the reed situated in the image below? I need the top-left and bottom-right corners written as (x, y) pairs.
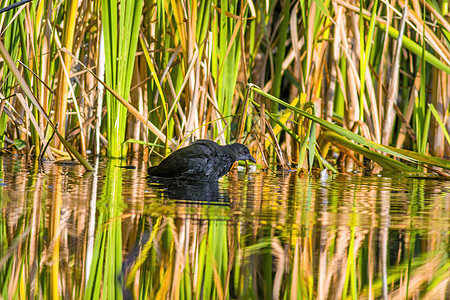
top-left (102, 0), bottom-right (144, 158)
top-left (0, 0), bottom-right (449, 171)
top-left (0, 6), bottom-right (38, 152)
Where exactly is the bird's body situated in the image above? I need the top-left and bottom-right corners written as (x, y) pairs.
top-left (147, 140), bottom-right (255, 182)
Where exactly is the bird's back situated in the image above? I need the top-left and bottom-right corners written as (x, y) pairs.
top-left (147, 140), bottom-right (234, 181)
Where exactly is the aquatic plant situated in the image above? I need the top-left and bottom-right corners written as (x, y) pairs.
top-left (0, 0), bottom-right (448, 175)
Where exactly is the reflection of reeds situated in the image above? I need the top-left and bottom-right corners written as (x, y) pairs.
top-left (0, 158), bottom-right (449, 298)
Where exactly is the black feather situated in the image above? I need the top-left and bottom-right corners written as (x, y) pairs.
top-left (147, 140), bottom-right (255, 182)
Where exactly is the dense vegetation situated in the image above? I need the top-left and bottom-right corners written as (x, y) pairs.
top-left (0, 2), bottom-right (449, 299)
top-left (0, 0), bottom-right (449, 173)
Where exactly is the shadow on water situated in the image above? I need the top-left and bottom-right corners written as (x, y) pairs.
top-left (147, 178), bottom-right (229, 205)
top-left (0, 156), bottom-right (449, 299)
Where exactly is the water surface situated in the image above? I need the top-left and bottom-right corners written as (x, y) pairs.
top-left (0, 156), bottom-right (448, 299)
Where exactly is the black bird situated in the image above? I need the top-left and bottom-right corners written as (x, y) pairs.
top-left (147, 139), bottom-right (256, 182)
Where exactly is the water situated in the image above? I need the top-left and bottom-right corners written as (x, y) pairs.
top-left (0, 156), bottom-right (449, 299)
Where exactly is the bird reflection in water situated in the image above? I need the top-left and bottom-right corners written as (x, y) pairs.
top-left (147, 178), bottom-right (229, 205)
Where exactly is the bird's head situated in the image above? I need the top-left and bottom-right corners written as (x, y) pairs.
top-left (229, 143), bottom-right (256, 163)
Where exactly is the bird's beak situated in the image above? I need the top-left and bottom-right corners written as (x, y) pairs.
top-left (248, 155), bottom-right (256, 163)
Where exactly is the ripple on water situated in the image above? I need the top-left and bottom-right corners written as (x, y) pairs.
top-left (0, 156), bottom-right (448, 298)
